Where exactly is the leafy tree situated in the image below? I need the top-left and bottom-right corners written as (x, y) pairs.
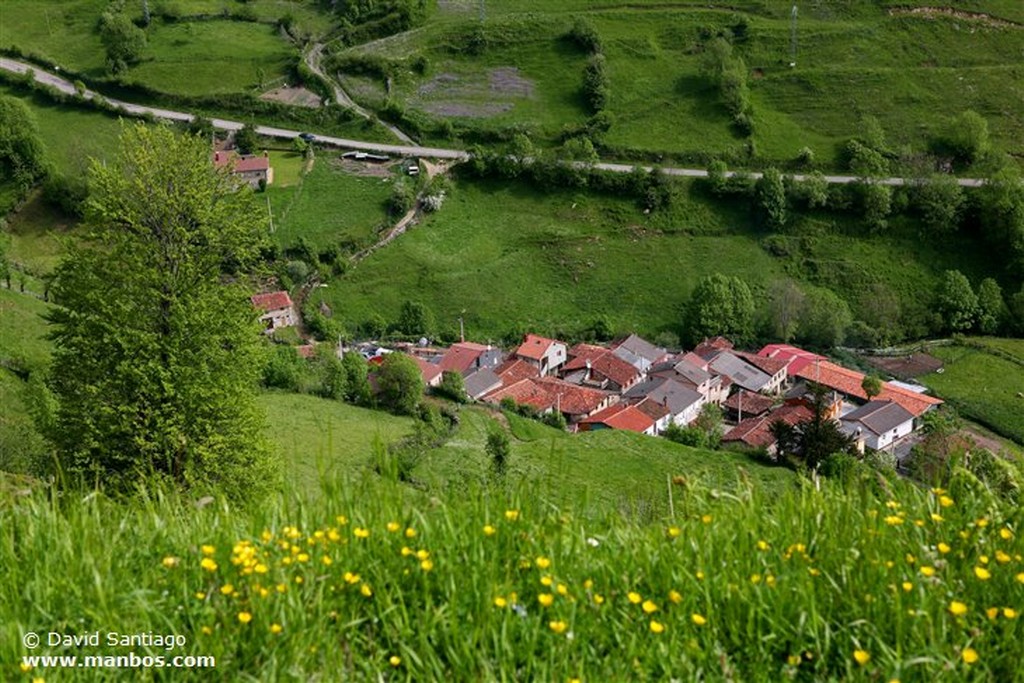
top-left (859, 182), bottom-right (892, 233)
top-left (936, 270), bottom-right (978, 333)
top-left (0, 95), bottom-right (47, 188)
top-left (796, 287), bottom-right (852, 349)
top-left (99, 12), bottom-right (147, 74)
top-left (342, 351), bottom-right (372, 404)
top-left (436, 370), bottom-right (467, 403)
top-left (582, 53), bottom-right (610, 113)
top-left (187, 115), bottom-right (214, 139)
top-left (388, 177), bottom-right (416, 215)
top-left (234, 123), bottom-right (260, 155)
top-left (861, 374), bottom-right (882, 400)
top-left (1010, 286), bottom-right (1024, 336)
top-left (976, 278), bottom-right (1006, 335)
top-left (756, 167), bottom-right (787, 229)
top-left (771, 384), bottom-right (855, 469)
top-left (0, 234), bottom-right (9, 289)
top-left (706, 160), bottom-right (728, 196)
top-left (487, 429), bottom-right (512, 478)
top-left (942, 110), bottom-right (990, 165)
top-left (314, 346), bottom-right (347, 400)
top-left (913, 174), bottom-right (964, 235)
top-left (763, 279), bottom-right (805, 343)
top-left (263, 345), bottom-right (306, 391)
top-left (560, 136), bottom-right (598, 163)
top-left (691, 403), bottom-right (724, 449)
top-left (397, 300), bottom-right (433, 337)
top-left (566, 17), bottom-right (602, 53)
top-left (362, 313), bottom-right (387, 339)
top-left (44, 123), bottom-right (277, 502)
top-left (979, 165), bottom-right (1024, 274)
top-left (376, 353), bottom-right (424, 415)
top-left (845, 140), bottom-right (888, 178)
top-left (686, 274), bottom-right (755, 346)
top-left (800, 172), bottom-right (829, 209)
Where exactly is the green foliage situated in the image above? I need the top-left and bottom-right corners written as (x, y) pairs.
top-left (436, 370), bottom-right (467, 404)
top-left (857, 182), bottom-right (892, 233)
top-left (396, 300), bottom-right (433, 337)
top-left (861, 374), bottom-right (882, 400)
top-left (978, 166), bottom-right (1024, 276)
top-left (755, 167), bottom-right (786, 229)
top-left (762, 279), bottom-right (805, 343)
top-left (99, 11), bottom-right (147, 74)
top-left (234, 122), bottom-right (259, 155)
top-left (376, 352), bottom-right (423, 415)
top-left (0, 94), bottom-right (46, 189)
top-left (582, 53), bottom-right (610, 114)
top-left (388, 177), bottom-right (416, 215)
top-left (913, 174), bottom-right (964, 236)
top-left (44, 123), bottom-right (278, 504)
top-left (771, 385), bottom-right (856, 469)
top-left (976, 278), bottom-right (1007, 336)
top-left (263, 345), bottom-right (307, 391)
top-left (342, 351), bottom-right (372, 405)
top-left (797, 287), bottom-right (852, 349)
top-left (940, 110), bottom-right (990, 166)
top-left (700, 37), bottom-right (753, 135)
top-left (486, 428), bottom-right (511, 478)
top-left (686, 273), bottom-right (754, 346)
top-left (565, 17), bottom-right (602, 54)
top-left (936, 270), bottom-right (978, 333)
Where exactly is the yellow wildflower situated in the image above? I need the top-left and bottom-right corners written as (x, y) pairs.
top-left (962, 648), bottom-right (979, 665)
top-left (974, 566), bottom-right (991, 581)
top-left (201, 545), bottom-right (215, 556)
top-left (343, 571), bottom-right (360, 584)
top-left (787, 654), bottom-right (801, 666)
top-left (691, 613), bottom-right (707, 626)
top-left (297, 553), bottom-right (310, 563)
top-left (335, 515), bottom-right (348, 525)
top-left (200, 558), bottom-right (218, 572)
top-left (649, 620), bottom-right (665, 634)
top-left (931, 513), bottom-right (943, 522)
top-left (937, 542), bottom-right (951, 554)
top-left (1017, 573), bottom-right (1024, 584)
top-left (195, 592), bottom-right (206, 600)
top-left (505, 510), bottom-right (520, 521)
top-left (1004, 608), bottom-right (1018, 619)
top-left (628, 592), bottom-right (642, 604)
top-left (386, 522), bottom-right (400, 533)
top-left (1000, 527), bottom-right (1013, 540)
top-left (995, 551), bottom-right (1011, 564)
top-left (201, 626), bottom-right (212, 635)
top-left (536, 556), bottom-right (551, 569)
top-left (669, 590), bottom-right (683, 604)
top-left (237, 612), bottom-right (252, 624)
top-left (583, 579), bottom-right (594, 590)
top-left (884, 515), bottom-right (903, 526)
top-left (389, 655), bottom-right (401, 667)
top-left (642, 600), bottom-right (658, 614)
top-left (494, 597), bottom-right (508, 608)
top-left (667, 526), bottom-right (681, 538)
top-left (696, 571), bottom-right (705, 581)
top-left (540, 576), bottom-right (553, 587)
top-left (539, 593), bottom-right (554, 607)
top-left (549, 620), bottom-right (568, 634)
top-left (902, 582), bottom-right (913, 592)
top-left (321, 556), bottom-right (333, 566)
top-left (920, 566), bottom-right (936, 577)
top-left (360, 583), bottom-right (372, 597)
top-left (405, 528), bottom-right (417, 538)
top-left (556, 584), bottom-right (568, 596)
top-left (420, 559), bottom-right (433, 572)
top-left (593, 594), bottom-right (604, 605)
top-left (949, 601), bottom-right (968, 616)
top-left (354, 527), bottom-right (369, 539)
top-left (750, 574), bottom-right (762, 584)
top-left (701, 514), bottom-right (713, 524)
top-left (939, 496), bottom-right (954, 508)
top-left (220, 584), bottom-right (235, 596)
top-left (757, 540), bottom-right (769, 551)
top-left (986, 607), bottom-right (999, 620)
top-left (20, 663), bottom-right (32, 673)
top-left (270, 624), bottom-right (283, 634)
top-left (161, 556), bottom-right (178, 569)
top-left (483, 525), bottom-right (496, 536)
top-left (401, 546), bottom-right (413, 557)
top-left (853, 650), bottom-right (870, 666)
top-left (416, 549), bottom-right (430, 561)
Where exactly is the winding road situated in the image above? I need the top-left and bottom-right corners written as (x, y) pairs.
top-left (0, 56), bottom-right (988, 187)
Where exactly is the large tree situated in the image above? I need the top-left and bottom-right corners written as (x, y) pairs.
top-left (376, 353), bottom-right (424, 415)
top-left (0, 95), bottom-right (47, 188)
top-left (45, 123), bottom-right (278, 501)
top-left (771, 384), bottom-right (856, 469)
top-left (936, 270), bottom-right (978, 333)
top-left (686, 273), bottom-right (755, 346)
top-left (99, 12), bottom-right (147, 74)
top-left (756, 167), bottom-right (787, 229)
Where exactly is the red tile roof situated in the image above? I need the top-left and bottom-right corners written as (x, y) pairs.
top-left (693, 336), bottom-right (734, 359)
top-left (409, 354), bottom-right (443, 384)
top-left (495, 358), bottom-right (540, 384)
top-left (537, 377), bottom-right (613, 416)
top-left (437, 342), bottom-right (493, 374)
top-left (515, 333), bottom-right (562, 361)
top-left (734, 350), bottom-right (788, 377)
top-left (579, 402), bottom-right (655, 434)
top-left (723, 404), bottom-right (813, 448)
top-left (794, 360), bottom-right (942, 417)
top-left (214, 151), bottom-right (269, 173)
top-left (634, 397), bottom-right (670, 422)
top-left (564, 346), bottom-right (640, 388)
top-left (723, 390), bottom-right (774, 417)
top-left (758, 344), bottom-right (826, 376)
top-left (485, 378), bottom-right (556, 413)
top-left (251, 291), bottom-right (292, 311)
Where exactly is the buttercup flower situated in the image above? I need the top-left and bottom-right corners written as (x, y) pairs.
top-left (237, 612), bottom-right (252, 624)
top-left (649, 620), bottom-right (665, 634)
top-left (853, 650), bottom-right (870, 666)
top-left (962, 648), bottom-right (979, 665)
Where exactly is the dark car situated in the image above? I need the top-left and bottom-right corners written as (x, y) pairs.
top-left (298, 132), bottom-right (315, 142)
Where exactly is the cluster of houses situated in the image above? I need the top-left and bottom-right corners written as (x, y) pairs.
top-left (385, 332), bottom-right (943, 455)
top-left (248, 288), bottom-right (944, 455)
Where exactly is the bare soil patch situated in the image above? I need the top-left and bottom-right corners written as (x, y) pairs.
top-left (888, 7), bottom-right (1020, 28)
top-left (863, 353), bottom-right (944, 379)
top-left (328, 157), bottom-right (395, 178)
top-left (259, 85), bottom-right (322, 108)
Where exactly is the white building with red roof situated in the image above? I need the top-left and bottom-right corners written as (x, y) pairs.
top-left (514, 334), bottom-right (568, 377)
top-left (214, 150), bottom-right (274, 189)
top-left (251, 291), bottom-right (295, 333)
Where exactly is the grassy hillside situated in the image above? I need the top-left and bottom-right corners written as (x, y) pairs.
top-left (323, 177), bottom-right (993, 341)
top-left (3, 455), bottom-right (1023, 680)
top-left (921, 339), bottom-right (1024, 445)
top-left (339, 2), bottom-right (1024, 165)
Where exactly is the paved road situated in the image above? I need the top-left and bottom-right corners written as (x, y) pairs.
top-left (0, 56), bottom-right (989, 186)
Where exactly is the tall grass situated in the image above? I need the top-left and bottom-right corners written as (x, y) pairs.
top-left (3, 459), bottom-right (1023, 681)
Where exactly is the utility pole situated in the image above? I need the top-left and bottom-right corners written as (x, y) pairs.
top-left (790, 5), bottom-right (798, 67)
top-left (266, 194), bottom-right (275, 233)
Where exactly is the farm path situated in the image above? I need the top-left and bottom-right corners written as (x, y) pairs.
top-left (0, 57), bottom-right (989, 187)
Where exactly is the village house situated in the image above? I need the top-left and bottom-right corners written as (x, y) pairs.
top-left (705, 351), bottom-right (774, 394)
top-left (250, 291), bottom-right (295, 333)
top-left (494, 358), bottom-right (540, 385)
top-left (758, 343), bottom-right (826, 375)
top-left (213, 150), bottom-right (273, 189)
top-left (562, 343), bottom-right (643, 392)
top-left (622, 376), bottom-right (704, 427)
top-left (648, 356), bottom-right (729, 405)
top-left (436, 341), bottom-right (503, 377)
top-left (463, 367), bottom-right (503, 400)
top-left (408, 354), bottom-right (443, 388)
top-left (514, 334), bottom-right (568, 377)
top-left (722, 389), bottom-right (774, 423)
top-left (485, 376), bottom-right (614, 425)
top-left (793, 360), bottom-right (943, 419)
top-left (840, 400), bottom-right (916, 452)
top-left (609, 334), bottom-right (670, 373)
top-left (734, 350), bottom-right (788, 394)
top-left (722, 403), bottom-right (813, 455)
top-left (578, 401), bottom-right (659, 436)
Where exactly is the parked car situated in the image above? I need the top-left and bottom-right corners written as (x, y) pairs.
top-left (298, 132), bottom-right (315, 142)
